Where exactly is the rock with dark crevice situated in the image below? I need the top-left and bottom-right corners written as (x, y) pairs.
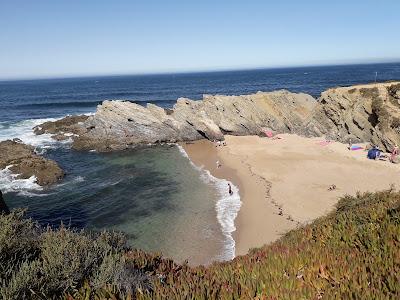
top-left (305, 82), bottom-right (400, 151)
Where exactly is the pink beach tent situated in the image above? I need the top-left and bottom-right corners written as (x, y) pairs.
top-left (262, 128), bottom-right (274, 138)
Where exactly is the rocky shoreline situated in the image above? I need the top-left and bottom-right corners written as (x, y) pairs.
top-left (34, 81), bottom-right (400, 152)
top-left (2, 81), bottom-right (400, 187)
top-left (0, 140), bottom-right (64, 186)
top-left (33, 115), bottom-right (88, 141)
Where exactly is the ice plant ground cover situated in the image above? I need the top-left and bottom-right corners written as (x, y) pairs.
top-left (1, 189), bottom-right (399, 299)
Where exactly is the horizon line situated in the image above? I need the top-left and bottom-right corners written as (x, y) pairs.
top-left (1, 59), bottom-right (400, 83)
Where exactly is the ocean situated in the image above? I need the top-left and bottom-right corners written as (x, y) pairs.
top-left (1, 63), bottom-right (400, 264)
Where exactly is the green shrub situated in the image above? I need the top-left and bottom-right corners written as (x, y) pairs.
top-left (0, 209), bottom-right (40, 284)
top-left (0, 212), bottom-right (150, 299)
top-left (135, 190), bottom-right (400, 299)
top-left (1, 190), bottom-right (399, 299)
top-left (2, 260), bottom-right (44, 300)
top-left (39, 226), bottom-right (112, 295)
top-left (360, 87), bottom-right (379, 98)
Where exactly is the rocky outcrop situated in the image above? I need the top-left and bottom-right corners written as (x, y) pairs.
top-left (34, 115), bottom-right (88, 141)
top-left (0, 140), bottom-right (64, 185)
top-left (306, 82), bottom-right (400, 151)
top-left (71, 90), bottom-right (316, 151)
top-left (35, 81), bottom-right (400, 152)
top-left (0, 190), bottom-right (10, 214)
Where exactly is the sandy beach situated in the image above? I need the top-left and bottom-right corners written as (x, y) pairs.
top-left (182, 134), bottom-right (400, 257)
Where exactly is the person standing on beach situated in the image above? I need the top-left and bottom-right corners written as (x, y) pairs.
top-left (390, 144), bottom-right (399, 163)
top-left (228, 183), bottom-right (233, 196)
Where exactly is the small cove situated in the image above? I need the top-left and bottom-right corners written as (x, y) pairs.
top-left (4, 144), bottom-right (228, 265)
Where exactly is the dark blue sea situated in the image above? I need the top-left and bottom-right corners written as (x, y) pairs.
top-left (1, 63), bottom-right (400, 264)
top-left (2, 63), bottom-right (400, 123)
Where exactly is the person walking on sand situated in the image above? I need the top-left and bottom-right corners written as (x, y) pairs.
top-left (216, 160), bottom-right (221, 168)
top-left (228, 183), bottom-right (233, 196)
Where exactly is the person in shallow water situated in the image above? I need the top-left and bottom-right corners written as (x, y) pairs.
top-left (228, 183), bottom-right (233, 196)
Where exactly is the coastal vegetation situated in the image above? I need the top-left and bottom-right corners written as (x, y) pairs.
top-left (1, 189), bottom-right (399, 299)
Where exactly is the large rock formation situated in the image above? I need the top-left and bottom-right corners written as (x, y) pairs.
top-left (306, 82), bottom-right (400, 151)
top-left (35, 81), bottom-right (400, 152)
top-left (0, 140), bottom-right (64, 185)
top-left (71, 90), bottom-right (316, 151)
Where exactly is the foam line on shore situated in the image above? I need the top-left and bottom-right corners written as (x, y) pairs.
top-left (177, 144), bottom-right (242, 261)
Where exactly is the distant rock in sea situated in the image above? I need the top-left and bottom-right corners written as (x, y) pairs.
top-left (0, 140), bottom-right (64, 185)
top-left (35, 81), bottom-right (400, 152)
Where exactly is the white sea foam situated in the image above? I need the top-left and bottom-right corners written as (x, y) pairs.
top-left (0, 117), bottom-right (60, 148)
top-left (177, 145), bottom-right (242, 261)
top-left (0, 113), bottom-right (93, 148)
top-left (0, 166), bottom-right (43, 196)
top-left (73, 175), bottom-right (85, 183)
top-left (0, 116), bottom-right (75, 194)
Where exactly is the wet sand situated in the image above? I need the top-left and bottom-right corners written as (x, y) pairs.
top-left (181, 134), bottom-right (400, 257)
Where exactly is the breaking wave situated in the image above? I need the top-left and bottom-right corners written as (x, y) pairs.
top-left (177, 145), bottom-right (242, 260)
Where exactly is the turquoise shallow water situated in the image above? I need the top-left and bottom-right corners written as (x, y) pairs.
top-left (3, 143), bottom-right (227, 265)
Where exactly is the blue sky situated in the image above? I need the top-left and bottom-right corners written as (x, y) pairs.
top-left (1, 0), bottom-right (399, 80)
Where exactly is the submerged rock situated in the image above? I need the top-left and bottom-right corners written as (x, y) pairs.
top-left (0, 190), bottom-right (10, 214)
top-left (0, 140), bottom-right (64, 185)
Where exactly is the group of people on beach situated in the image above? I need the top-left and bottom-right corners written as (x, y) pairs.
top-left (214, 140), bottom-right (227, 147)
top-left (348, 138), bottom-right (399, 163)
top-left (366, 144), bottom-right (399, 163)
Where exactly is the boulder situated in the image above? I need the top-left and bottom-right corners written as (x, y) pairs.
top-left (0, 140), bottom-right (64, 185)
